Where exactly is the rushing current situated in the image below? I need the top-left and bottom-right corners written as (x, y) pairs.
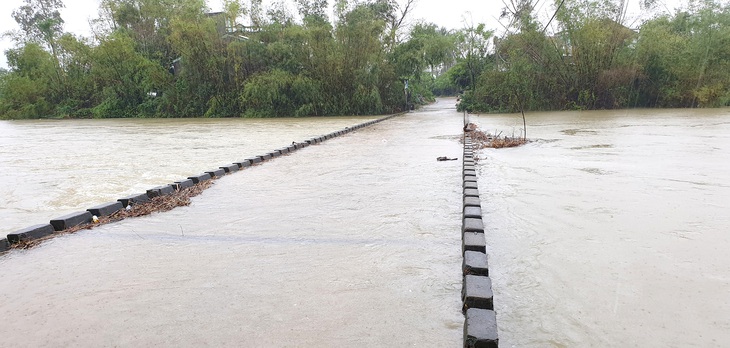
top-left (472, 108), bottom-right (730, 347)
top-left (0, 101), bottom-right (465, 346)
top-left (2, 100), bottom-right (730, 347)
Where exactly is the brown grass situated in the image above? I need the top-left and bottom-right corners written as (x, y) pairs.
top-left (11, 180), bottom-right (214, 250)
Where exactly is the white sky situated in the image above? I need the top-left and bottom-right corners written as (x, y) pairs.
top-left (0, 0), bottom-right (688, 69)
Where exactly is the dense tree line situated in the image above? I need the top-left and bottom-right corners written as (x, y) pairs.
top-left (2, 0), bottom-right (728, 119)
top-left (454, 0), bottom-right (730, 113)
top-left (0, 0), bottom-right (454, 118)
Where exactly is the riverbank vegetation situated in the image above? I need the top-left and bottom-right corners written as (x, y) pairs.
top-left (1, 0), bottom-right (456, 119)
top-left (452, 0), bottom-right (730, 113)
top-left (1, 0), bottom-right (728, 119)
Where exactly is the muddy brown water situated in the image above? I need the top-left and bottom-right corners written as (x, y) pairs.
top-left (472, 108), bottom-right (730, 347)
top-left (1, 102), bottom-right (729, 346)
top-left (0, 102), bottom-right (465, 346)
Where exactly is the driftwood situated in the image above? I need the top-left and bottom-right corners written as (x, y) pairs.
top-left (464, 123), bottom-right (529, 149)
top-left (11, 180), bottom-right (214, 250)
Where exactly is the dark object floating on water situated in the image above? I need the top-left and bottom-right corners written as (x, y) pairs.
top-left (437, 156), bottom-right (458, 161)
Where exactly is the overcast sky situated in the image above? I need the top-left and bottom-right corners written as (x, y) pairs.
top-left (1, 0), bottom-right (687, 69)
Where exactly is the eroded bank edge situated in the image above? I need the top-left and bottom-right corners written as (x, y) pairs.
top-left (462, 134), bottom-right (499, 348)
top-left (0, 113), bottom-right (401, 253)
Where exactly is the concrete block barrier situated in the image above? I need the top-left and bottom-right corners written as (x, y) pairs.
top-left (464, 196), bottom-right (481, 207)
top-left (234, 160), bottom-right (251, 168)
top-left (464, 308), bottom-right (499, 348)
top-left (464, 206), bottom-right (482, 219)
top-left (7, 224), bottom-right (55, 243)
top-left (220, 164), bottom-right (239, 173)
top-left (463, 218), bottom-right (485, 233)
top-left (464, 169), bottom-right (477, 177)
top-left (462, 275), bottom-right (494, 311)
top-left (173, 179), bottom-right (195, 190)
top-left (118, 193), bottom-right (150, 207)
top-left (50, 211), bottom-right (93, 231)
top-left (206, 169), bottom-right (226, 178)
top-left (2, 112), bottom-right (404, 252)
top-left (463, 251), bottom-right (489, 276)
top-left (464, 175), bottom-right (478, 182)
top-left (464, 164), bottom-right (476, 171)
top-left (147, 185), bottom-right (175, 198)
top-left (462, 232), bottom-right (486, 254)
top-left (464, 181), bottom-right (478, 189)
top-left (464, 188), bottom-right (480, 198)
top-left (87, 202), bottom-right (123, 217)
top-left (188, 173), bottom-right (212, 184)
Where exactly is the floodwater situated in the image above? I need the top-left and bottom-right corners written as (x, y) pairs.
top-left (2, 101), bottom-right (730, 347)
top-left (0, 101), bottom-right (465, 346)
top-left (472, 108), bottom-right (730, 347)
top-left (0, 116), bottom-right (379, 235)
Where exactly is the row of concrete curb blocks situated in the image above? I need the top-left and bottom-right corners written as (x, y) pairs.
top-left (1, 113), bottom-right (400, 252)
top-left (462, 135), bottom-right (498, 348)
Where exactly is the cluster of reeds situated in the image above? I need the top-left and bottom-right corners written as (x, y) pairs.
top-left (12, 180), bottom-right (214, 249)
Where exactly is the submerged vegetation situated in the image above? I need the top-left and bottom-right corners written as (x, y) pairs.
top-left (0, 0), bottom-right (728, 119)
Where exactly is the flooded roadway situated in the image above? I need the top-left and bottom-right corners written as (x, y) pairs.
top-left (0, 100), bottom-right (465, 346)
top-left (2, 100), bottom-right (730, 346)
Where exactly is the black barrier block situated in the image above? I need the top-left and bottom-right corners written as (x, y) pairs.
top-left (174, 179), bottom-right (194, 190)
top-left (220, 164), bottom-right (239, 173)
top-left (118, 193), bottom-right (149, 207)
top-left (234, 160), bottom-right (251, 168)
top-left (464, 197), bottom-right (481, 207)
top-left (464, 308), bottom-right (498, 348)
top-left (287, 145), bottom-right (296, 152)
top-left (463, 275), bottom-right (494, 311)
top-left (463, 218), bottom-right (485, 233)
top-left (147, 185), bottom-right (174, 198)
top-left (464, 206), bottom-right (482, 219)
top-left (463, 232), bottom-right (486, 254)
top-left (464, 188), bottom-right (480, 198)
top-left (7, 224), bottom-right (55, 243)
top-left (0, 238), bottom-right (9, 252)
top-left (206, 169), bottom-right (226, 178)
top-left (50, 211), bottom-right (92, 231)
top-left (250, 157), bottom-right (262, 164)
top-left (464, 175), bottom-right (478, 182)
top-left (463, 251), bottom-right (489, 276)
top-left (188, 173), bottom-right (212, 184)
top-left (464, 181), bottom-right (478, 189)
top-left (87, 202), bottom-right (123, 217)
top-left (260, 154), bottom-right (272, 161)
top-left (279, 148), bottom-right (289, 154)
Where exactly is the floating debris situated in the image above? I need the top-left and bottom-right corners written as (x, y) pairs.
top-left (11, 180), bottom-right (214, 250)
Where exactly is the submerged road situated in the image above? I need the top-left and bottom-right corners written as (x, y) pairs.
top-left (0, 99), bottom-right (466, 346)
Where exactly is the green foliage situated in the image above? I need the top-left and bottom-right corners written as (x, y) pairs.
top-left (3, 0), bottom-right (729, 119)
